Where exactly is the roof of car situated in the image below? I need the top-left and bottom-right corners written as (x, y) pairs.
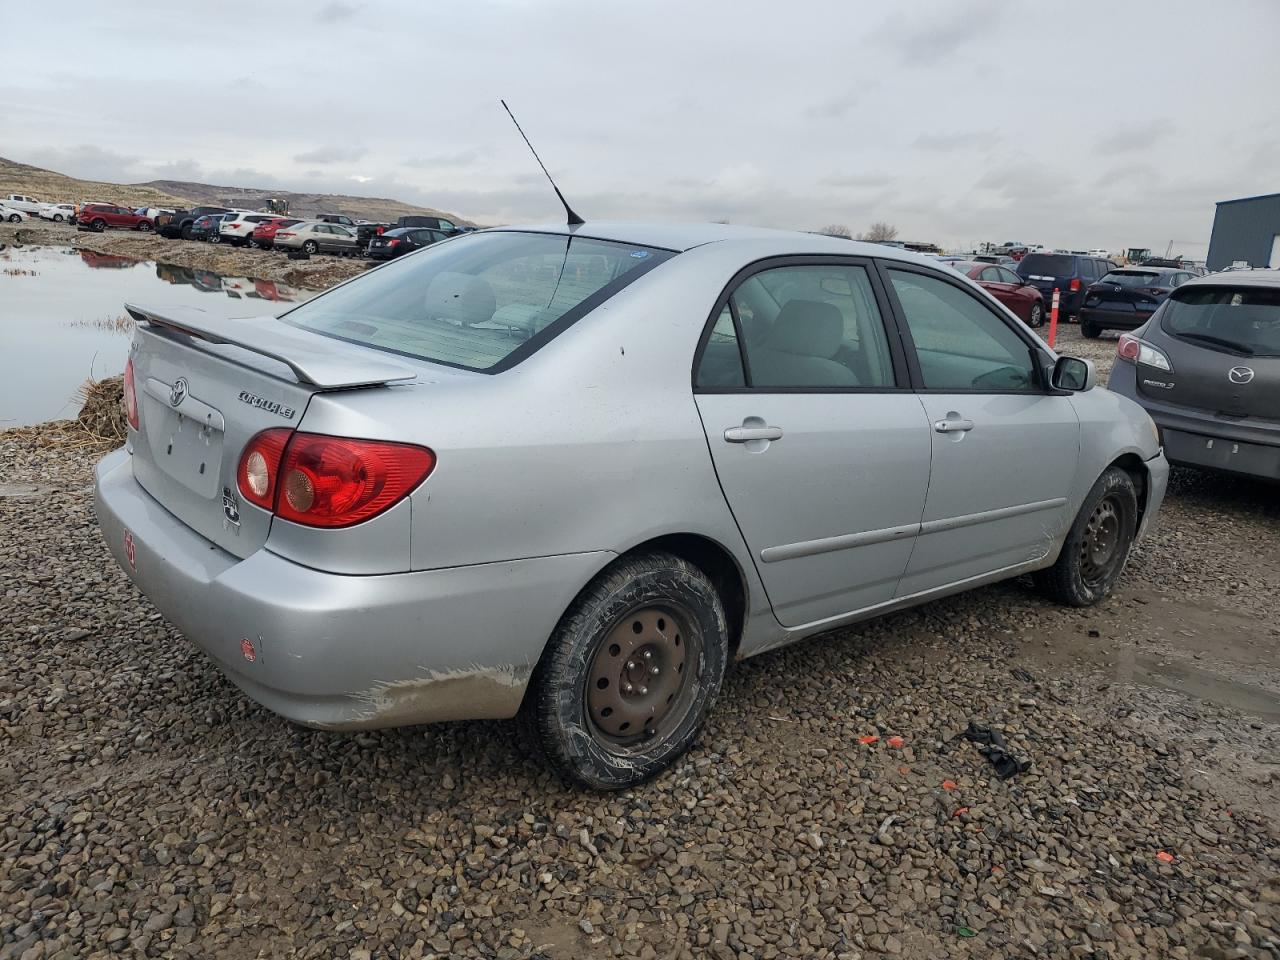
top-left (1183, 268), bottom-right (1280, 288)
top-left (484, 221), bottom-right (944, 266)
top-left (1108, 265), bottom-right (1181, 274)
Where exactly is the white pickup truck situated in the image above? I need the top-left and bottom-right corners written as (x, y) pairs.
top-left (4, 194), bottom-right (43, 215)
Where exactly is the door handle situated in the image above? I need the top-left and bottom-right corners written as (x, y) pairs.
top-left (724, 425), bottom-right (783, 443)
top-left (933, 417), bottom-right (974, 434)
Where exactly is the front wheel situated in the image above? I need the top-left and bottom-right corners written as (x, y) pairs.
top-left (53, 214), bottom-right (64, 222)
top-left (208, 232), bottom-right (221, 244)
top-left (520, 552), bottom-right (729, 790)
top-left (1028, 302), bottom-right (1044, 328)
top-left (7, 214), bottom-right (19, 223)
top-left (302, 240), bottom-right (318, 254)
top-left (1034, 466), bottom-right (1138, 607)
top-left (91, 219), bottom-right (106, 232)
top-left (1080, 319), bottom-right (1101, 338)
top-left (136, 220), bottom-right (152, 232)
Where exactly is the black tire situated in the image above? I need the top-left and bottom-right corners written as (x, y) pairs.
top-left (520, 552), bottom-right (729, 790)
top-left (1028, 302), bottom-right (1044, 328)
top-left (208, 232), bottom-right (221, 244)
top-left (1080, 320), bottom-right (1101, 339)
top-left (303, 240), bottom-right (318, 254)
top-left (1034, 466), bottom-right (1139, 607)
top-left (7, 214), bottom-right (19, 223)
top-left (180, 223), bottom-right (194, 241)
top-left (53, 214), bottom-right (64, 222)
top-left (137, 220), bottom-right (152, 232)
top-left (91, 219), bottom-right (106, 232)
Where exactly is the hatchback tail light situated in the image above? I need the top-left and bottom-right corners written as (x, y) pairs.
top-left (237, 431), bottom-right (435, 527)
top-left (1069, 278), bottom-right (1082, 292)
top-left (387, 238), bottom-right (400, 247)
top-left (123, 357), bottom-right (140, 430)
top-left (1117, 333), bottom-right (1173, 372)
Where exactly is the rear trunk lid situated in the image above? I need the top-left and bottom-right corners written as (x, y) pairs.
top-left (1085, 271), bottom-right (1168, 315)
top-left (1143, 284), bottom-right (1280, 419)
top-left (125, 303), bottom-right (417, 558)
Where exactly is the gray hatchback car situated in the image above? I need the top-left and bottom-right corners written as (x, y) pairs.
top-left (94, 223), bottom-right (1168, 788)
top-left (1109, 269), bottom-right (1280, 480)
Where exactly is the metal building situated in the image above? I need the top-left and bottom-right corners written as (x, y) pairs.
top-left (1206, 192), bottom-right (1280, 271)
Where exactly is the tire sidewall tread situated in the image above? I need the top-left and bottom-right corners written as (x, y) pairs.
top-left (1035, 466), bottom-right (1138, 607)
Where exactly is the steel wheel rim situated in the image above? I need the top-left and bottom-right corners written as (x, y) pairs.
top-left (1079, 494), bottom-right (1125, 586)
top-left (585, 602), bottom-right (700, 754)
top-left (1031, 304), bottom-right (1043, 326)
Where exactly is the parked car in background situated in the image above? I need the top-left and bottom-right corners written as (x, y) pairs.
top-left (951, 261), bottom-right (1046, 327)
top-left (316, 213), bottom-right (357, 228)
top-left (395, 215), bottom-right (458, 232)
top-left (1016, 252), bottom-right (1115, 319)
top-left (249, 217), bottom-right (302, 250)
top-left (272, 221), bottom-right (358, 255)
top-left (3, 194), bottom-right (43, 215)
top-left (1109, 270), bottom-right (1280, 480)
top-left (971, 254), bottom-right (1017, 266)
top-left (94, 224), bottom-right (1167, 788)
top-left (365, 226), bottom-right (452, 260)
top-left (76, 203), bottom-right (154, 232)
top-left (39, 203), bottom-right (76, 222)
top-left (1089, 249), bottom-right (1110, 259)
top-left (187, 215), bottom-right (223, 242)
top-left (156, 206), bottom-right (233, 240)
top-left (1078, 266), bottom-right (1193, 338)
top-left (220, 213), bottom-right (285, 247)
top-left (1, 204), bottom-right (29, 223)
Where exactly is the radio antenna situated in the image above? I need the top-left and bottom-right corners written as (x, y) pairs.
top-left (501, 99), bottom-right (584, 226)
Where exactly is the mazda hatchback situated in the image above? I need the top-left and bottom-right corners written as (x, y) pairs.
top-left (95, 223), bottom-right (1167, 788)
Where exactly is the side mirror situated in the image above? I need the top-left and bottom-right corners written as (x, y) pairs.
top-left (1051, 356), bottom-right (1095, 392)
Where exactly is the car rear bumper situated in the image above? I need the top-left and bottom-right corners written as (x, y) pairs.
top-left (1079, 306), bottom-right (1153, 330)
top-left (93, 447), bottom-right (612, 729)
top-left (367, 248), bottom-right (397, 259)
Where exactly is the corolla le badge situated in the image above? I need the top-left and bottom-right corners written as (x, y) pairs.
top-left (1228, 366), bottom-right (1255, 384)
top-left (169, 377), bottom-right (189, 407)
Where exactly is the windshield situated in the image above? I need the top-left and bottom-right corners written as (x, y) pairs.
top-left (1100, 271), bottom-right (1165, 288)
top-left (1017, 254), bottom-right (1074, 277)
top-left (283, 231), bottom-right (675, 371)
top-left (1161, 286), bottom-right (1280, 357)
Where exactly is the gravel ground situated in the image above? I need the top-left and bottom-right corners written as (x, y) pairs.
top-left (2, 331), bottom-right (1278, 960)
top-left (0, 222), bottom-right (370, 290)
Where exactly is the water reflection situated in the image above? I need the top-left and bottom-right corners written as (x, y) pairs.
top-left (0, 243), bottom-right (314, 427)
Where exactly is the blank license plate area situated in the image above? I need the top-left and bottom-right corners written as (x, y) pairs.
top-left (144, 403), bottom-right (224, 498)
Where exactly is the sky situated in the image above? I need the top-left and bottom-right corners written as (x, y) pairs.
top-left (4, 0), bottom-right (1278, 254)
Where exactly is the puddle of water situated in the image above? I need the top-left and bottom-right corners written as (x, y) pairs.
top-left (1133, 653), bottom-right (1280, 721)
top-left (0, 244), bottom-right (313, 427)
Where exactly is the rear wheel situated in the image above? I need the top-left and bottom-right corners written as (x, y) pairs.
top-left (1028, 302), bottom-right (1044, 328)
top-left (303, 240), bottom-right (318, 254)
top-left (180, 223), bottom-right (194, 241)
top-left (520, 552), bottom-right (729, 790)
top-left (7, 213), bottom-right (19, 223)
top-left (1034, 466), bottom-right (1138, 607)
top-left (136, 220), bottom-right (152, 232)
top-left (53, 214), bottom-right (64, 222)
top-left (91, 219), bottom-right (106, 232)
top-left (1080, 319), bottom-right (1101, 338)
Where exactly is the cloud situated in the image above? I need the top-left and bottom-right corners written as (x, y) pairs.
top-left (293, 145), bottom-right (368, 164)
top-left (1096, 119), bottom-right (1174, 154)
top-left (914, 130), bottom-right (1000, 151)
top-left (804, 93), bottom-right (859, 120)
top-left (870, 2), bottom-right (998, 63)
top-left (316, 1), bottom-right (359, 23)
top-left (404, 148), bottom-right (481, 168)
top-left (821, 172), bottom-right (894, 189)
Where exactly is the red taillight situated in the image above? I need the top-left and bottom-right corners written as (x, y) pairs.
top-left (277, 232), bottom-right (294, 238)
top-left (236, 431), bottom-right (434, 527)
top-left (275, 434), bottom-right (435, 528)
top-left (1117, 333), bottom-right (1141, 363)
top-left (387, 238), bottom-right (400, 247)
top-left (123, 357), bottom-right (140, 430)
top-left (1069, 278), bottom-right (1082, 292)
top-left (237, 428), bottom-right (292, 510)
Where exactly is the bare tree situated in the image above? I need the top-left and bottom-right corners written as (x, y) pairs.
top-left (817, 224), bottom-right (852, 239)
top-left (856, 221), bottom-right (899, 242)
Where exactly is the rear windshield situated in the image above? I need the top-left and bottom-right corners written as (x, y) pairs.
top-left (1100, 271), bottom-right (1164, 287)
top-left (1017, 254), bottom-right (1073, 276)
top-left (283, 231), bottom-right (674, 371)
top-left (1161, 286), bottom-right (1280, 357)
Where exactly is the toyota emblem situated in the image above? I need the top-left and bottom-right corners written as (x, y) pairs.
top-left (1228, 366), bottom-right (1255, 385)
top-left (169, 377), bottom-right (188, 407)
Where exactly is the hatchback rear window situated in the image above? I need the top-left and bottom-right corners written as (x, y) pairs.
top-left (1161, 286), bottom-right (1280, 357)
top-left (283, 231), bottom-right (675, 371)
top-left (1018, 254), bottom-right (1074, 276)
top-left (1100, 271), bottom-right (1164, 287)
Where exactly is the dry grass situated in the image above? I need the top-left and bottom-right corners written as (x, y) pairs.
top-left (4, 375), bottom-right (126, 449)
top-left (2, 267), bottom-right (36, 276)
top-left (67, 314), bottom-right (133, 332)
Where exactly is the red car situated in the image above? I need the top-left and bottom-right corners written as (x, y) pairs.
top-left (951, 260), bottom-right (1045, 327)
top-left (249, 217), bottom-right (302, 249)
top-left (76, 203), bottom-right (154, 233)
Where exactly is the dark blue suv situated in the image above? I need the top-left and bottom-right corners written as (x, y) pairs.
top-left (1015, 253), bottom-right (1115, 319)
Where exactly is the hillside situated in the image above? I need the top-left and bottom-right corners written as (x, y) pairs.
top-left (0, 157), bottom-right (192, 209)
top-left (0, 156), bottom-right (473, 225)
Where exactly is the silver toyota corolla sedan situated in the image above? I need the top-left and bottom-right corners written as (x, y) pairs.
top-left (94, 223), bottom-right (1169, 788)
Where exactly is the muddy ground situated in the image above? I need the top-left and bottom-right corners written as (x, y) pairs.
top-left (1, 275), bottom-right (1277, 959)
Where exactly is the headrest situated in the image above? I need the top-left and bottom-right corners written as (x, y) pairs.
top-left (423, 271), bottom-right (497, 326)
top-left (767, 300), bottom-right (844, 358)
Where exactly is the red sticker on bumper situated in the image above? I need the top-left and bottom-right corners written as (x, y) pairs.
top-left (240, 638), bottom-right (257, 663)
top-left (123, 529), bottom-right (136, 571)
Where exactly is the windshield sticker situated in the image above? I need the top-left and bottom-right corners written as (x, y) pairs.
top-left (630, 250), bottom-right (650, 259)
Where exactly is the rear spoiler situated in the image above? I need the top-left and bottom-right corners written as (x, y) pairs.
top-left (125, 303), bottom-right (418, 389)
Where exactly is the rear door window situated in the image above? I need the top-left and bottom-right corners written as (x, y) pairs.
top-left (887, 269), bottom-right (1039, 393)
top-left (284, 231), bottom-right (674, 372)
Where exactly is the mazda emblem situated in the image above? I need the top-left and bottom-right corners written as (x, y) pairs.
top-left (169, 377), bottom-right (189, 407)
top-left (1227, 366), bottom-right (1255, 385)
